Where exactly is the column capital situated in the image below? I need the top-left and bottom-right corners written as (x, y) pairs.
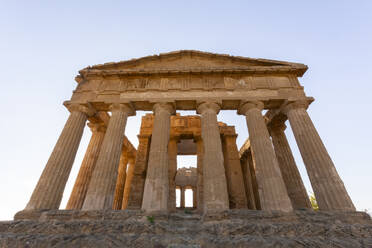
top-left (153, 102), bottom-right (176, 115)
top-left (237, 101), bottom-right (264, 115)
top-left (196, 101), bottom-right (221, 115)
top-left (109, 103), bottom-right (136, 116)
top-left (87, 122), bottom-right (106, 133)
top-left (64, 102), bottom-right (96, 117)
top-left (282, 100), bottom-right (310, 115)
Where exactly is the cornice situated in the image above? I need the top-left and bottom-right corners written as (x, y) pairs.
top-left (78, 66), bottom-right (307, 80)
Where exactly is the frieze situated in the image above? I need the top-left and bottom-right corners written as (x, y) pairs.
top-left (74, 75), bottom-right (298, 94)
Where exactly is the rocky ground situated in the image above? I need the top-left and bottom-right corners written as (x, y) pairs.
top-left (0, 209), bottom-right (371, 247)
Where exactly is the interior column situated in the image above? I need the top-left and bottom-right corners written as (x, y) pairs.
top-left (240, 153), bottom-right (257, 210)
top-left (180, 186), bottom-right (185, 208)
top-left (126, 135), bottom-right (151, 209)
top-left (195, 136), bottom-right (204, 212)
top-left (66, 122), bottom-right (106, 210)
top-left (121, 156), bottom-right (135, 209)
top-left (192, 186), bottom-right (197, 208)
top-left (268, 121), bottom-right (311, 209)
top-left (168, 136), bottom-right (178, 211)
top-left (222, 133), bottom-right (248, 208)
top-left (112, 152), bottom-right (128, 210)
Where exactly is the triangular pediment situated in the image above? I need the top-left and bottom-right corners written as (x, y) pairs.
top-left (83, 50), bottom-right (307, 76)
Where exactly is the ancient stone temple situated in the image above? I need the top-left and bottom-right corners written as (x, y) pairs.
top-left (2, 50), bottom-right (371, 247)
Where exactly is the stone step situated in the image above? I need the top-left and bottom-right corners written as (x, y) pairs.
top-left (1, 219), bottom-right (371, 238)
top-left (1, 233), bottom-right (371, 248)
top-left (2, 210), bottom-right (371, 247)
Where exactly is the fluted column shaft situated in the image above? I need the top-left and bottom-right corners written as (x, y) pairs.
top-left (195, 137), bottom-right (204, 212)
top-left (82, 104), bottom-right (134, 210)
top-left (168, 137), bottom-right (178, 211)
top-left (222, 134), bottom-right (248, 209)
top-left (127, 135), bottom-right (151, 209)
top-left (180, 187), bottom-right (185, 208)
top-left (122, 157), bottom-right (135, 209)
top-left (142, 103), bottom-right (175, 212)
top-left (66, 122), bottom-right (106, 209)
top-left (197, 102), bottom-right (229, 211)
top-left (240, 155), bottom-right (257, 209)
top-left (284, 102), bottom-right (355, 211)
top-left (239, 102), bottom-right (292, 211)
top-left (26, 105), bottom-right (91, 210)
top-left (269, 122), bottom-right (311, 209)
top-left (192, 186), bottom-right (197, 208)
top-left (112, 153), bottom-right (128, 210)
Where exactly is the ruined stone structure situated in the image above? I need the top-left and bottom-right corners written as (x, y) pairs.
top-left (175, 167), bottom-right (197, 208)
top-left (3, 51), bottom-right (371, 247)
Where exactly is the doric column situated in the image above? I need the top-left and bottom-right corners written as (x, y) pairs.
top-left (240, 154), bottom-right (257, 210)
top-left (222, 133), bottom-right (248, 209)
top-left (121, 156), bottom-right (135, 209)
top-left (26, 104), bottom-right (94, 210)
top-left (127, 135), bottom-right (151, 209)
top-left (283, 101), bottom-right (355, 211)
top-left (247, 150), bottom-right (261, 209)
top-left (180, 187), bottom-right (185, 208)
top-left (66, 122), bottom-right (106, 210)
top-left (82, 103), bottom-right (134, 210)
top-left (192, 186), bottom-right (197, 208)
top-left (168, 136), bottom-right (179, 211)
top-left (195, 136), bottom-right (204, 212)
top-left (238, 101), bottom-right (292, 211)
top-left (268, 121), bottom-right (311, 209)
top-left (142, 103), bottom-right (175, 212)
top-left (197, 101), bottom-right (229, 211)
top-left (112, 152), bottom-right (128, 210)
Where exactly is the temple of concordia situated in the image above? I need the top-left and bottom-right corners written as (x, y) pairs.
top-left (2, 51), bottom-right (371, 247)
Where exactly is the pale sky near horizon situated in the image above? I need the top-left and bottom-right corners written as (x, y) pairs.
top-left (0, 1), bottom-right (371, 220)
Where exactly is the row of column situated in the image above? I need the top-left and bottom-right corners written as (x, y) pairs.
top-left (25, 100), bottom-right (355, 212)
top-left (238, 101), bottom-right (355, 211)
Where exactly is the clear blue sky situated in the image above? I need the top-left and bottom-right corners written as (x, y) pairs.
top-left (0, 1), bottom-right (371, 220)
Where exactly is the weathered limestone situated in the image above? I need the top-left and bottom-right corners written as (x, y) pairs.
top-left (142, 103), bottom-right (175, 212)
top-left (246, 150), bottom-right (261, 209)
top-left (174, 167), bottom-right (197, 208)
top-left (20, 50), bottom-right (359, 227)
top-left (121, 157), bottom-right (135, 209)
top-left (240, 153), bottom-right (257, 209)
top-left (238, 101), bottom-right (292, 211)
top-left (195, 137), bottom-right (204, 212)
top-left (197, 102), bottom-right (229, 211)
top-left (112, 153), bottom-right (128, 210)
top-left (168, 137), bottom-right (178, 211)
top-left (180, 187), bottom-right (185, 208)
top-left (222, 133), bottom-right (248, 208)
top-left (283, 101), bottom-right (355, 211)
top-left (26, 104), bottom-right (93, 210)
top-left (82, 103), bottom-right (134, 210)
top-left (66, 122), bottom-right (106, 210)
top-left (268, 121), bottom-right (311, 209)
top-left (126, 135), bottom-right (151, 209)
top-left (192, 186), bottom-right (197, 208)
